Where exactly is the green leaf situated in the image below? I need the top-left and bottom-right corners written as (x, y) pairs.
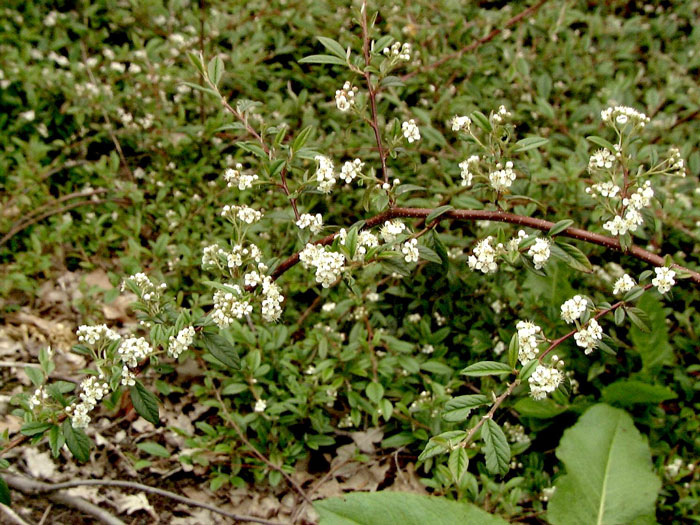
top-left (0, 476), bottom-right (9, 506)
top-left (417, 245), bottom-right (442, 264)
top-left (49, 425), bottom-right (64, 458)
top-left (629, 295), bottom-right (674, 374)
top-left (292, 125), bottom-right (314, 152)
top-left (448, 447), bottom-right (469, 484)
top-left (207, 56), bottom-right (224, 87)
top-left (137, 441), bottom-right (171, 458)
top-left (314, 491), bottom-right (508, 525)
top-left (426, 205), bottom-right (454, 224)
top-left (470, 111), bottom-right (492, 132)
top-left (548, 219), bottom-right (574, 237)
top-left (586, 135), bottom-right (616, 152)
top-left (553, 242), bottom-right (593, 273)
top-left (202, 333), bottom-right (240, 369)
top-left (507, 333), bottom-right (519, 370)
top-left (25, 366), bottom-right (44, 387)
top-left (514, 136), bottom-right (549, 152)
top-left (365, 382), bottom-right (384, 404)
top-left (419, 431), bottom-right (466, 461)
top-left (548, 404), bottom-right (661, 525)
top-left (20, 421), bottom-right (53, 437)
top-left (461, 361), bottom-right (512, 377)
top-left (623, 287), bottom-right (646, 303)
top-left (317, 36), bottom-right (347, 59)
top-left (130, 381), bottom-right (160, 425)
top-left (601, 380), bottom-right (677, 407)
top-left (442, 395), bottom-right (489, 422)
top-left (481, 418), bottom-right (510, 476)
top-left (513, 397), bottom-right (567, 419)
top-left (299, 54), bottom-right (347, 65)
top-left (62, 420), bottom-right (91, 462)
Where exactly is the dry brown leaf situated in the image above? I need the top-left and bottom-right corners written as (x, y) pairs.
top-left (22, 449), bottom-right (57, 480)
top-left (350, 427), bottom-right (383, 454)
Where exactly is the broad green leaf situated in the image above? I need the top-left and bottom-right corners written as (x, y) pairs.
top-left (49, 425), bottom-right (64, 458)
top-left (514, 136), bottom-right (549, 152)
top-left (0, 476), bottom-right (9, 506)
top-left (513, 397), bottom-right (567, 419)
top-left (317, 36), bottom-right (346, 59)
top-left (203, 333), bottom-right (240, 369)
top-left (206, 56), bottom-right (224, 86)
top-left (448, 447), bottom-right (469, 484)
top-left (548, 219), bottom-right (574, 236)
top-left (62, 420), bottom-right (91, 462)
top-left (417, 245), bottom-right (442, 264)
top-left (629, 295), bottom-right (673, 374)
top-left (586, 135), bottom-right (616, 152)
top-left (442, 394), bottom-right (489, 422)
top-left (20, 421), bottom-right (53, 437)
top-left (548, 404), bottom-right (661, 525)
top-left (314, 491), bottom-right (508, 525)
top-left (137, 441), bottom-right (171, 458)
top-left (130, 382), bottom-right (160, 425)
top-left (419, 431), bottom-right (467, 461)
top-left (299, 54), bottom-right (347, 65)
top-left (601, 380), bottom-right (677, 407)
top-left (461, 361), bottom-right (512, 377)
top-left (365, 382), bottom-right (384, 404)
top-left (470, 111), bottom-right (492, 132)
top-left (481, 419), bottom-right (510, 476)
top-left (25, 366), bottom-right (44, 387)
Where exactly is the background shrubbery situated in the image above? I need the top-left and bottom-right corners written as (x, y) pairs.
top-left (1, 1), bottom-right (698, 522)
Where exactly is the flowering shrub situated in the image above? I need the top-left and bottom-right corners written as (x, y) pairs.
top-left (1, 0), bottom-right (699, 522)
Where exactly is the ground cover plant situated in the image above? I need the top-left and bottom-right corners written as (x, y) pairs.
top-left (1, 0), bottom-right (699, 523)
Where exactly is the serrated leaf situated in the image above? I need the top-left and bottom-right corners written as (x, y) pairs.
top-left (448, 447), bottom-right (469, 484)
top-left (419, 431), bottom-right (467, 461)
top-left (548, 219), bottom-right (574, 237)
top-left (514, 136), bottom-right (549, 152)
top-left (299, 54), bottom-right (347, 65)
top-left (548, 404), bottom-right (661, 525)
top-left (481, 419), bottom-right (510, 476)
top-left (602, 380), bottom-right (677, 407)
top-left (426, 205), bottom-right (454, 224)
top-left (314, 491), bottom-right (508, 525)
top-left (630, 295), bottom-right (673, 374)
top-left (203, 333), bottom-right (240, 369)
top-left (62, 419), bottom-right (91, 462)
top-left (20, 421), bottom-right (53, 436)
top-left (442, 395), bottom-right (489, 422)
top-left (49, 425), bottom-right (64, 458)
top-left (130, 381), bottom-right (160, 425)
top-left (461, 361), bottom-right (512, 377)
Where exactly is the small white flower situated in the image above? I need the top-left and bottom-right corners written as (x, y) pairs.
top-left (652, 267), bottom-right (675, 294)
top-left (339, 159), bottom-right (364, 184)
top-left (254, 399), bottom-right (267, 413)
top-left (451, 115), bottom-right (471, 132)
top-left (223, 163), bottom-right (259, 190)
top-left (516, 320), bottom-right (542, 364)
top-left (560, 295), bottom-right (588, 324)
top-left (613, 274), bottom-right (635, 295)
top-left (296, 213), bottom-right (324, 234)
top-left (402, 119), bottom-right (420, 143)
top-left (573, 319), bottom-right (603, 355)
top-left (401, 238), bottom-right (419, 263)
top-left (335, 81), bottom-right (356, 112)
top-left (527, 238), bottom-right (551, 270)
top-left (488, 161), bottom-right (516, 192)
top-left (528, 363), bottom-right (564, 400)
top-left (168, 326), bottom-right (195, 359)
top-left (380, 220), bottom-right (406, 244)
top-left (458, 155), bottom-right (479, 187)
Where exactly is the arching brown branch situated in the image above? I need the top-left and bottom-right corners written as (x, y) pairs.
top-left (270, 207), bottom-right (700, 286)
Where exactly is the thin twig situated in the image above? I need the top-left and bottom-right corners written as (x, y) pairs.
top-left (4, 473), bottom-right (282, 525)
top-left (214, 391), bottom-right (312, 505)
top-left (460, 380), bottom-right (520, 448)
top-left (0, 503), bottom-right (34, 525)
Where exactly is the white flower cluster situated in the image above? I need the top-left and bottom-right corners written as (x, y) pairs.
top-left (401, 238), bottom-right (419, 263)
top-left (339, 159), bottom-right (364, 184)
top-left (451, 115), bottom-right (471, 132)
top-left (492, 105), bottom-right (512, 124)
top-left (613, 274), bottom-right (636, 295)
top-left (296, 213), bottom-right (323, 234)
top-left (458, 155), bottom-right (479, 187)
top-left (503, 422), bottom-right (529, 444)
top-left (168, 326), bottom-right (195, 359)
top-left (516, 320), bottom-right (542, 363)
top-left (489, 161), bottom-right (516, 192)
top-left (527, 238), bottom-right (551, 270)
top-left (402, 119), bottom-right (420, 143)
top-left (337, 228), bottom-right (379, 259)
top-left (212, 285), bottom-right (253, 327)
top-left (335, 81), bottom-right (357, 112)
top-left (560, 295), bottom-right (588, 324)
top-left (383, 41), bottom-right (412, 61)
top-left (314, 155), bottom-right (336, 193)
top-left (588, 149), bottom-right (616, 171)
top-left (407, 313), bottom-right (421, 323)
top-left (468, 236), bottom-right (498, 274)
top-left (573, 318), bottom-right (603, 354)
top-left (667, 147), bottom-right (686, 177)
top-left (76, 324), bottom-right (120, 346)
top-left (67, 375), bottom-right (111, 429)
top-left (601, 105), bottom-right (650, 128)
top-left (121, 366), bottom-right (136, 386)
top-left (380, 219), bottom-right (406, 244)
top-left (421, 344), bottom-right (434, 355)
top-left (28, 387), bottom-right (48, 410)
top-left (223, 163), bottom-right (259, 190)
top-left (221, 204), bottom-right (263, 224)
top-left (586, 181), bottom-right (620, 198)
top-left (602, 182), bottom-right (653, 236)
top-left (202, 243), bottom-right (263, 271)
top-left (652, 267), bottom-right (675, 294)
top-left (299, 244), bottom-right (346, 288)
top-left (118, 337), bottom-right (154, 368)
top-left (261, 276), bottom-right (284, 322)
top-left (254, 398), bottom-right (267, 413)
top-left (529, 358), bottom-right (564, 400)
